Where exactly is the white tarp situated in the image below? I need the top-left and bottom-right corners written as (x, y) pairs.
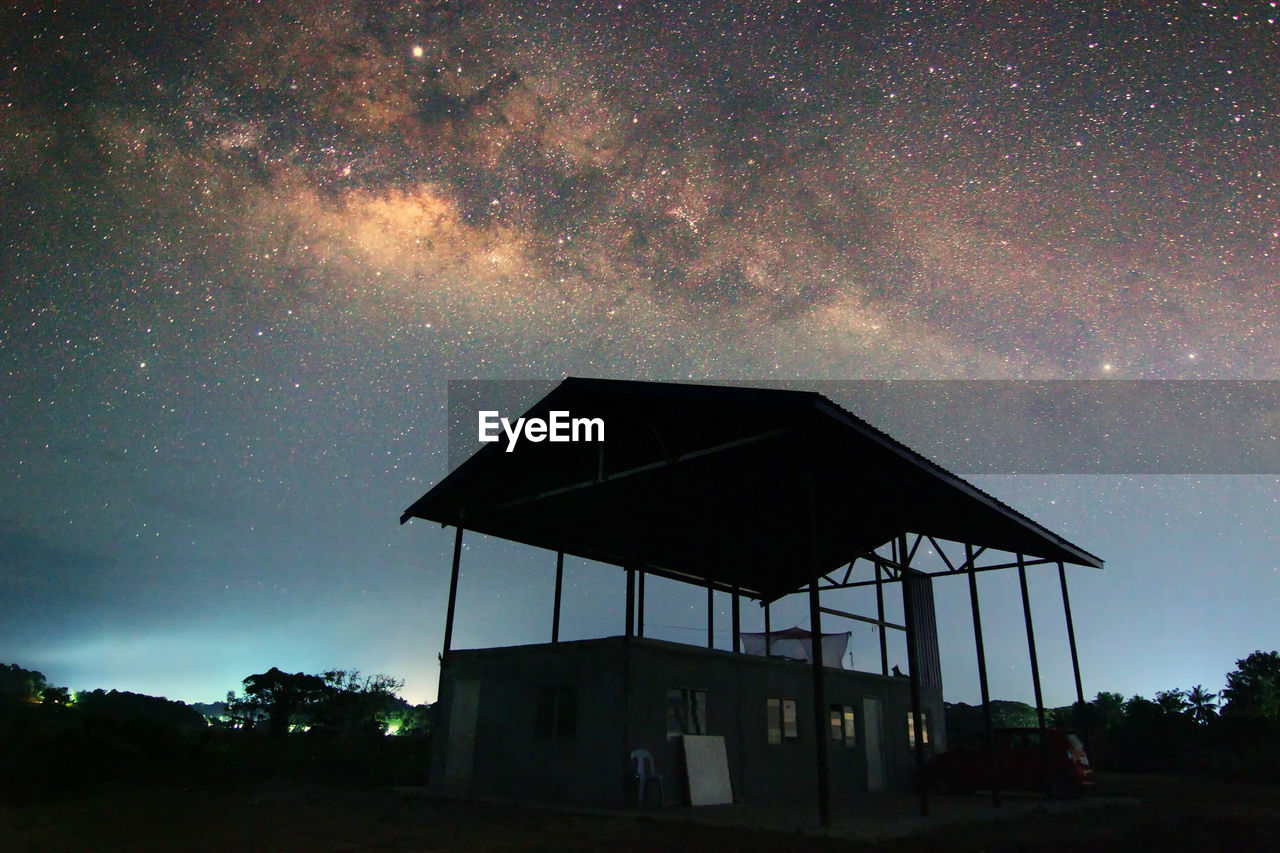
top-left (739, 627), bottom-right (851, 669)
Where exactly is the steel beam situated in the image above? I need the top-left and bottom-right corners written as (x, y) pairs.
top-left (819, 605), bottom-right (905, 632)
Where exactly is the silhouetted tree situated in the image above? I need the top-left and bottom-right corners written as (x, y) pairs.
top-left (1185, 684), bottom-right (1219, 725)
top-left (1221, 650), bottom-right (1280, 720)
top-left (0, 662), bottom-right (48, 703)
top-left (312, 670), bottom-right (406, 736)
top-left (75, 689), bottom-right (207, 729)
top-left (1154, 688), bottom-right (1189, 715)
top-left (241, 668), bottom-right (329, 738)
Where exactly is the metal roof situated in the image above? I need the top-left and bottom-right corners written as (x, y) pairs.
top-left (401, 378), bottom-right (1103, 602)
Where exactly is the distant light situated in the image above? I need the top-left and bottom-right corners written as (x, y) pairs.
top-left (411, 45), bottom-right (424, 59)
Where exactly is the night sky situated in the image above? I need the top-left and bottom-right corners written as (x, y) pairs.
top-left (2, 1), bottom-right (1276, 707)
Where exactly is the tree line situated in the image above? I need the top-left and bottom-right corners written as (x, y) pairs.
top-left (945, 650), bottom-right (1280, 779)
top-left (1, 661), bottom-right (435, 802)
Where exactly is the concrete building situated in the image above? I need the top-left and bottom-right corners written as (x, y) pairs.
top-left (401, 378), bottom-right (1102, 825)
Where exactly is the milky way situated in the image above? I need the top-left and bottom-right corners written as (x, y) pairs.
top-left (1, 2), bottom-right (1276, 703)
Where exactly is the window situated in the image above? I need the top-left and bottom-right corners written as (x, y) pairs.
top-left (830, 705), bottom-right (856, 746)
top-left (767, 697), bottom-right (799, 744)
top-left (666, 688), bottom-right (708, 739)
top-left (907, 710), bottom-right (929, 750)
top-left (534, 685), bottom-right (577, 738)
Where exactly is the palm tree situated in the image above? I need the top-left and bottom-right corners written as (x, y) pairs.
top-left (1154, 688), bottom-right (1189, 715)
top-left (1185, 684), bottom-right (1219, 725)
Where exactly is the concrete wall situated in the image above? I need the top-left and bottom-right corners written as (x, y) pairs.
top-left (431, 636), bottom-right (945, 809)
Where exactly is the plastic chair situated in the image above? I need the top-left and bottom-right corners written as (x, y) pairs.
top-left (630, 748), bottom-right (664, 807)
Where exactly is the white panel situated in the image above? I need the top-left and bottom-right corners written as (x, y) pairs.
top-left (682, 734), bottom-right (733, 805)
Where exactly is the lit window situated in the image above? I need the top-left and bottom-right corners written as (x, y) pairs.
top-left (666, 688), bottom-right (708, 739)
top-left (907, 710), bottom-right (929, 750)
top-left (767, 697), bottom-right (799, 744)
top-left (831, 705), bottom-right (856, 746)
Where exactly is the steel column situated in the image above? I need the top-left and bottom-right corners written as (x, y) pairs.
top-left (764, 602), bottom-right (772, 657)
top-left (637, 568), bottom-right (646, 639)
top-left (625, 566), bottom-right (635, 638)
top-left (1017, 554), bottom-right (1049, 793)
top-left (552, 550), bottom-right (564, 646)
top-left (876, 561), bottom-right (888, 676)
top-left (732, 585), bottom-right (741, 653)
top-left (442, 526), bottom-right (464, 658)
top-left (808, 579), bottom-right (831, 828)
top-left (967, 543), bottom-right (999, 807)
top-left (707, 578), bottom-right (715, 649)
top-left (1058, 561), bottom-right (1089, 751)
top-left (808, 467), bottom-right (832, 829)
top-left (900, 532), bottom-right (928, 817)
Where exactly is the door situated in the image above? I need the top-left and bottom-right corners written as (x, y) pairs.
top-left (862, 696), bottom-right (886, 792)
top-left (443, 679), bottom-right (480, 794)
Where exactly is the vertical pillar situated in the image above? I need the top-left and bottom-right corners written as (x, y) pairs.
top-left (552, 551), bottom-right (564, 646)
top-left (1058, 561), bottom-right (1089, 751)
top-left (900, 532), bottom-right (928, 817)
top-left (966, 543), bottom-right (999, 807)
top-left (637, 568), bottom-right (646, 639)
top-left (707, 579), bottom-right (715, 649)
top-left (809, 469), bottom-right (832, 829)
top-left (1017, 554), bottom-right (1049, 792)
top-left (625, 566), bottom-right (636, 638)
top-left (875, 561), bottom-right (888, 676)
top-left (732, 586), bottom-right (741, 653)
top-left (764, 602), bottom-right (772, 657)
top-left (808, 580), bottom-right (832, 828)
top-left (442, 526), bottom-right (464, 658)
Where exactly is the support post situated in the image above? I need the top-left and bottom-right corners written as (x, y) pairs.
top-left (876, 561), bottom-right (888, 676)
top-left (552, 551), bottom-right (564, 646)
top-left (732, 586), bottom-right (741, 653)
top-left (637, 568), bottom-right (646, 639)
top-left (809, 469), bottom-right (832, 829)
top-left (1018, 554), bottom-right (1049, 792)
top-left (808, 579), bottom-right (832, 828)
top-left (967, 543), bottom-right (999, 807)
top-left (707, 579), bottom-right (715, 649)
top-left (442, 526), bottom-right (464, 658)
top-left (1058, 561), bottom-right (1089, 752)
top-left (900, 532), bottom-right (928, 817)
top-left (625, 566), bottom-right (636, 638)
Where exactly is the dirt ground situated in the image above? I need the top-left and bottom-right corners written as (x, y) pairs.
top-left (1, 773), bottom-right (1276, 851)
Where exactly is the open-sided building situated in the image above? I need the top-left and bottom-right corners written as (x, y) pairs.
top-left (401, 378), bottom-right (1102, 825)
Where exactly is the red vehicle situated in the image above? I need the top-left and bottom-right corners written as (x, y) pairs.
top-left (922, 727), bottom-right (1094, 796)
